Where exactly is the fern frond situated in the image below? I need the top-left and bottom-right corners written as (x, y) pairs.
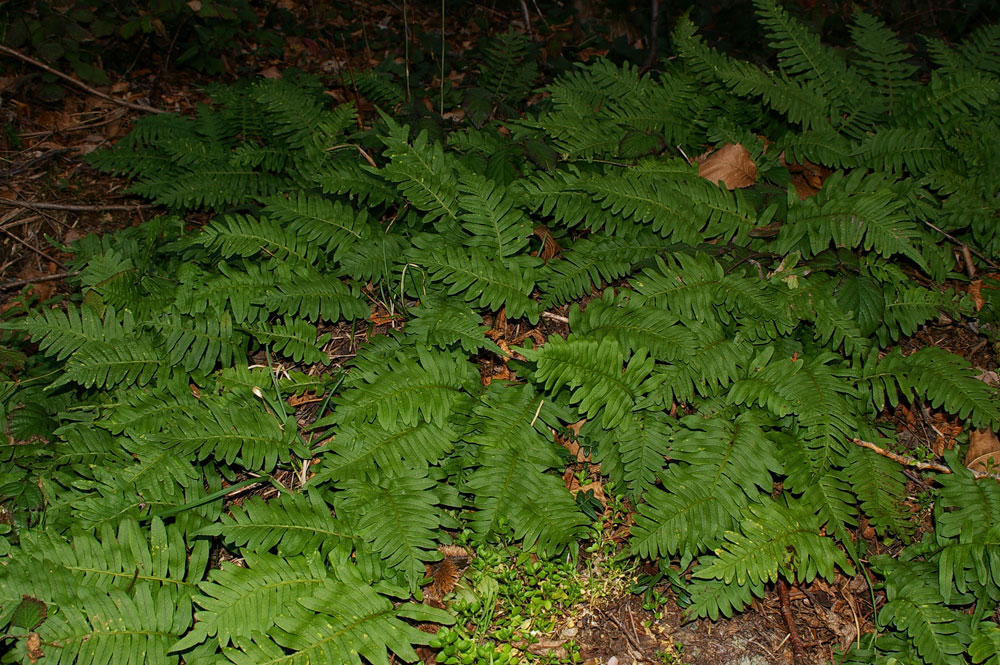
top-left (673, 16), bottom-right (828, 129)
top-left (464, 447), bottom-right (588, 556)
top-left (311, 420), bottom-right (457, 485)
top-left (569, 289), bottom-right (696, 363)
top-left (261, 193), bottom-right (373, 259)
top-left (10, 303), bottom-right (135, 361)
top-left (753, 0), bottom-right (856, 104)
top-left (405, 296), bottom-right (504, 355)
top-left (901, 347), bottom-right (1000, 429)
top-left (152, 396), bottom-right (299, 472)
top-left (52, 338), bottom-right (169, 390)
top-left (879, 572), bottom-right (973, 665)
top-left (844, 444), bottom-right (910, 536)
top-left (409, 244), bottom-right (540, 322)
top-left (219, 562), bottom-right (452, 665)
top-left (629, 465), bottom-right (738, 567)
top-left (257, 272), bottom-right (369, 323)
top-left (333, 347), bottom-right (480, 430)
top-left (147, 310), bottom-right (248, 374)
top-left (588, 410), bottom-right (674, 501)
top-left (538, 232), bottom-right (665, 308)
top-left (338, 473), bottom-right (449, 589)
top-left (377, 117), bottom-right (461, 226)
top-left (689, 498), bottom-right (852, 617)
top-left (198, 214), bottom-right (320, 267)
top-left (173, 551), bottom-right (328, 651)
top-left (849, 12), bottom-right (917, 116)
top-left (520, 336), bottom-right (656, 428)
top-left (456, 172), bottom-right (532, 258)
top-left (244, 318), bottom-right (331, 364)
top-left (197, 490), bottom-right (356, 557)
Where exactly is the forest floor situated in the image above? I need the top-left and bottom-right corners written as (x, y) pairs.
top-left (2, 2), bottom-right (997, 664)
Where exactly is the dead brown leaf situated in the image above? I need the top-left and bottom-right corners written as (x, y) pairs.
top-left (965, 428), bottom-right (1000, 473)
top-left (697, 143), bottom-right (757, 189)
top-left (969, 280), bottom-right (985, 311)
top-left (26, 633), bottom-right (43, 664)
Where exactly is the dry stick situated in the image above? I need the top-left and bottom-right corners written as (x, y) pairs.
top-left (0, 271), bottom-right (79, 291)
top-left (0, 148), bottom-right (76, 180)
top-left (852, 437), bottom-right (1000, 480)
top-left (0, 226), bottom-right (65, 268)
top-left (0, 44), bottom-right (166, 115)
top-left (777, 578), bottom-right (806, 665)
top-left (599, 608), bottom-right (644, 654)
top-left (921, 218), bottom-right (1000, 270)
top-left (0, 197), bottom-right (156, 212)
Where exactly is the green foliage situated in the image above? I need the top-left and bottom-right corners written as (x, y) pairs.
top-left (3, 3), bottom-right (1000, 664)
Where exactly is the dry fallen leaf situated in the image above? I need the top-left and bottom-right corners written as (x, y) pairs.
top-left (697, 143), bottom-right (757, 189)
top-left (965, 428), bottom-right (1000, 472)
top-left (969, 280), bottom-right (985, 311)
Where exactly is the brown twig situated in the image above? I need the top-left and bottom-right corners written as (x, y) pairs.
top-left (777, 578), bottom-right (806, 664)
top-left (0, 227), bottom-right (65, 268)
top-left (852, 437), bottom-right (1000, 480)
top-left (599, 608), bottom-right (644, 653)
top-left (921, 218), bottom-right (1000, 270)
top-left (0, 148), bottom-right (76, 180)
top-left (0, 271), bottom-right (79, 291)
top-left (0, 197), bottom-right (156, 212)
top-left (0, 43), bottom-right (166, 115)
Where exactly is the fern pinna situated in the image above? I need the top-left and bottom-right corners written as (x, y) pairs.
top-left (2, 3), bottom-right (1000, 664)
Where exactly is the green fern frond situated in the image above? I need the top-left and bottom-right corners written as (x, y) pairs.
top-left (147, 310), bottom-right (248, 374)
top-left (849, 12), bottom-right (917, 116)
top-left (405, 296), bottom-right (504, 355)
top-left (333, 347), bottom-right (480, 430)
top-left (51, 338), bottom-right (169, 390)
top-left (262, 193), bottom-right (372, 257)
top-left (243, 318), bottom-right (331, 364)
top-left (457, 172), bottom-right (532, 258)
top-left (198, 214), bottom-right (319, 267)
top-left (538, 232), bottom-right (665, 308)
top-left (844, 444), bottom-right (910, 536)
top-left (629, 465), bottom-right (738, 567)
top-left (311, 420), bottom-right (456, 485)
top-left (587, 410), bottom-right (674, 501)
top-left (464, 447), bottom-right (588, 556)
top-left (9, 303), bottom-right (135, 361)
top-left (463, 382), bottom-right (565, 468)
top-left (879, 571), bottom-right (973, 665)
top-left (219, 562), bottom-right (452, 665)
top-left (377, 116), bottom-right (461, 226)
top-left (197, 490), bottom-right (356, 557)
top-left (338, 474), bottom-right (450, 589)
top-left (520, 336), bottom-right (656, 429)
top-left (970, 622), bottom-right (1000, 665)
top-left (152, 396), bottom-right (299, 472)
top-left (689, 498), bottom-right (853, 617)
top-left (256, 272), bottom-right (369, 324)
top-left (569, 289), bottom-right (696, 363)
top-left (672, 16), bottom-right (829, 129)
top-left (901, 347), bottom-right (1000, 429)
top-left (34, 585), bottom-right (188, 665)
top-left (753, 0), bottom-right (857, 105)
top-left (173, 551), bottom-right (328, 651)
top-left (409, 244), bottom-right (540, 322)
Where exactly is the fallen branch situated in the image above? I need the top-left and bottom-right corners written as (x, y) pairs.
top-left (0, 44), bottom-right (166, 115)
top-left (0, 197), bottom-right (157, 212)
top-left (0, 227), bottom-right (65, 268)
top-left (852, 438), bottom-right (1000, 480)
top-left (0, 271), bottom-right (80, 291)
top-left (777, 578), bottom-right (805, 665)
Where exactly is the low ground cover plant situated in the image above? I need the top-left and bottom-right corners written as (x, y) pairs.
top-left (2, 1), bottom-right (1000, 663)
